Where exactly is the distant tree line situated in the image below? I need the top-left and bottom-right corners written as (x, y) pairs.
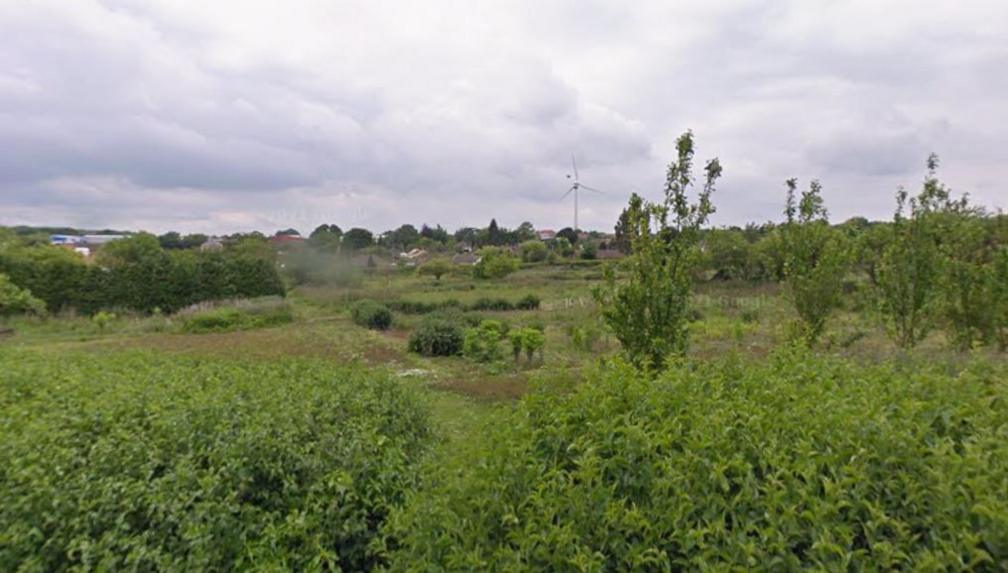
top-left (0, 231), bottom-right (284, 314)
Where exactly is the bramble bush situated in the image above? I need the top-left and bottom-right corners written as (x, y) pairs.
top-left (350, 299), bottom-right (393, 330)
top-left (387, 351), bottom-right (1008, 570)
top-left (0, 350), bottom-right (430, 571)
top-left (408, 316), bottom-right (464, 356)
top-left (179, 297), bottom-right (294, 333)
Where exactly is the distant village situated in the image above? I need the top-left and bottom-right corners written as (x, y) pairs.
top-left (45, 223), bottom-right (625, 269)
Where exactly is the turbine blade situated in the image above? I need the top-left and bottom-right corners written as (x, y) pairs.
top-left (560, 186), bottom-right (575, 200)
top-left (579, 184), bottom-right (605, 194)
top-left (571, 155), bottom-right (579, 181)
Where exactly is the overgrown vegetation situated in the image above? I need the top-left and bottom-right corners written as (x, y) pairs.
top-left (387, 352), bottom-right (1008, 570)
top-left (0, 350), bottom-right (429, 571)
top-left (350, 299), bottom-right (393, 330)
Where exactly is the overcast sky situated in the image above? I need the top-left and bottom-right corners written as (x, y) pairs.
top-left (1, 0), bottom-right (1005, 235)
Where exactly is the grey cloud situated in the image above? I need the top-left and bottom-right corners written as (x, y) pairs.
top-left (1, 0), bottom-right (1006, 234)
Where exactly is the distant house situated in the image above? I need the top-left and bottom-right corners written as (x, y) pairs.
top-left (399, 248), bottom-right (429, 267)
top-left (537, 229), bottom-right (556, 241)
top-left (50, 234), bottom-right (82, 245)
top-left (82, 234), bottom-right (126, 247)
top-left (200, 237), bottom-right (224, 251)
top-left (269, 234), bottom-right (305, 245)
top-left (452, 253), bottom-right (481, 265)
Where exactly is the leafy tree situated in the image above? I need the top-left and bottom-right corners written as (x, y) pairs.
top-left (513, 222), bottom-right (537, 243)
top-left (779, 178), bottom-right (850, 343)
top-left (553, 237), bottom-right (574, 258)
top-left (557, 227), bottom-right (578, 245)
top-left (520, 240), bottom-right (548, 263)
top-left (275, 228), bottom-right (300, 236)
top-left (580, 241), bottom-right (598, 260)
top-left (309, 224), bottom-right (343, 252)
top-left (703, 229), bottom-right (751, 280)
top-left (417, 258), bottom-right (453, 282)
top-left (385, 224), bottom-right (420, 250)
top-left (342, 228), bottom-right (374, 251)
top-left (875, 156), bottom-right (953, 348)
top-left (594, 130), bottom-right (721, 370)
top-left (472, 247), bottom-right (520, 279)
top-left (419, 224), bottom-right (450, 244)
top-left (612, 206), bottom-right (633, 253)
top-left (453, 227), bottom-right (478, 246)
top-left (486, 219), bottom-right (505, 246)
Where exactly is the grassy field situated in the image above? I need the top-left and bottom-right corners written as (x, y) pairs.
top-left (3, 263), bottom-right (1006, 569)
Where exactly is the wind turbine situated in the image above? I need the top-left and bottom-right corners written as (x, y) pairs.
top-left (562, 155), bottom-right (604, 232)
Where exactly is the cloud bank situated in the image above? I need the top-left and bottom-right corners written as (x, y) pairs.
top-left (1, 0), bottom-right (1005, 234)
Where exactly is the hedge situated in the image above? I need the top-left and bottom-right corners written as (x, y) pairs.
top-left (387, 350), bottom-right (1008, 570)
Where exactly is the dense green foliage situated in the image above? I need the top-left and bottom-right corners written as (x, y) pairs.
top-left (594, 131), bottom-right (721, 370)
top-left (462, 319), bottom-right (507, 362)
top-left (179, 297), bottom-right (295, 333)
top-left (408, 316), bottom-right (465, 356)
top-left (472, 247), bottom-right (520, 279)
top-left (780, 179), bottom-right (850, 343)
top-left (0, 234), bottom-right (284, 314)
top-left (416, 258), bottom-right (453, 282)
top-left (351, 299), bottom-right (394, 330)
top-left (388, 352), bottom-right (1008, 570)
top-left (0, 350), bottom-right (430, 571)
top-left (0, 273), bottom-right (45, 317)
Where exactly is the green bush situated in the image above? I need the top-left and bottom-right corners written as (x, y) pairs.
top-left (472, 247), bottom-right (520, 280)
top-left (515, 293), bottom-right (541, 310)
top-left (179, 297), bottom-right (294, 334)
top-left (388, 353), bottom-right (1008, 570)
top-left (520, 240), bottom-right (548, 263)
top-left (0, 273), bottom-right (45, 317)
top-left (462, 320), bottom-right (506, 362)
top-left (470, 296), bottom-right (514, 311)
top-left (387, 299), bottom-right (461, 314)
top-left (408, 317), bottom-right (464, 357)
top-left (350, 299), bottom-right (393, 330)
top-left (0, 349), bottom-right (430, 571)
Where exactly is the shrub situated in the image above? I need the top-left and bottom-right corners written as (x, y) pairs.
top-left (408, 318), bottom-right (464, 356)
top-left (519, 327), bottom-right (545, 364)
top-left (470, 296), bottom-right (514, 311)
top-left (350, 299), bottom-right (393, 330)
top-left (0, 349), bottom-right (430, 571)
top-left (388, 353), bottom-right (1008, 570)
top-left (0, 273), bottom-right (45, 317)
top-left (462, 320), bottom-right (506, 362)
top-left (91, 310), bottom-right (116, 331)
top-left (472, 247), bottom-right (520, 280)
top-left (520, 240), bottom-right (548, 263)
top-left (416, 258), bottom-right (453, 282)
top-left (568, 324), bottom-right (600, 352)
top-left (388, 299), bottom-right (461, 314)
top-left (179, 297), bottom-right (294, 334)
top-left (515, 294), bottom-right (541, 310)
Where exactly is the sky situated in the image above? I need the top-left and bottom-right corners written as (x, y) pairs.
top-left (1, 0), bottom-right (1005, 235)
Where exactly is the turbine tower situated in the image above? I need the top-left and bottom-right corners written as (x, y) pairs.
top-left (562, 155), bottom-right (604, 232)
